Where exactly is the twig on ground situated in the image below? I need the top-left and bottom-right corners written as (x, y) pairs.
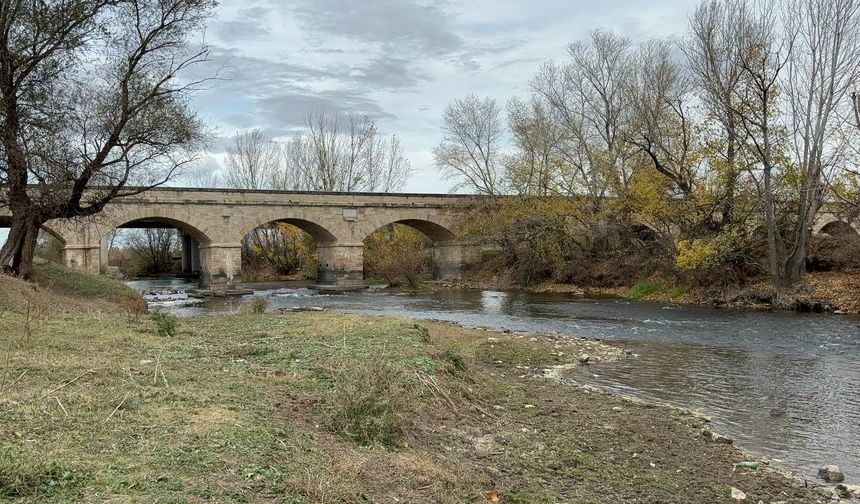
top-left (0, 353), bottom-right (10, 395)
top-left (416, 371), bottom-right (458, 410)
top-left (41, 369), bottom-right (95, 399)
top-left (104, 392), bottom-right (130, 423)
top-left (9, 369), bottom-right (27, 388)
top-left (54, 396), bottom-right (69, 417)
top-left (153, 357), bottom-right (160, 386)
top-left (154, 354), bottom-right (169, 387)
top-left (125, 368), bottom-right (139, 387)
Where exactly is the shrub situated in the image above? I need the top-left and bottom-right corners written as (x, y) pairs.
top-left (446, 350), bottom-right (467, 373)
top-left (120, 296), bottom-right (148, 323)
top-left (247, 295), bottom-right (268, 314)
top-left (499, 212), bottom-right (572, 286)
top-left (629, 281), bottom-right (662, 300)
top-left (150, 309), bottom-right (178, 337)
top-left (323, 360), bottom-right (412, 447)
top-left (674, 227), bottom-right (752, 286)
top-left (410, 323), bottom-right (431, 343)
top-left (363, 224), bottom-right (432, 287)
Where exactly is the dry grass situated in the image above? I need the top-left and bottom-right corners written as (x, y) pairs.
top-left (0, 288), bottom-right (821, 502)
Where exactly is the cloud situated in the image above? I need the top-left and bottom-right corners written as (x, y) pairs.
top-left (351, 56), bottom-right (427, 90)
top-left (254, 87), bottom-right (395, 134)
top-left (286, 0), bottom-right (464, 56)
top-left (186, 44), bottom-right (416, 138)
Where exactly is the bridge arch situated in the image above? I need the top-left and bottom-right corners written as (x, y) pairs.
top-left (0, 216), bottom-right (70, 246)
top-left (358, 211), bottom-right (458, 243)
top-left (233, 211), bottom-right (342, 244)
top-left (100, 208), bottom-right (214, 245)
top-left (358, 213), bottom-right (467, 282)
top-left (816, 219), bottom-right (859, 237)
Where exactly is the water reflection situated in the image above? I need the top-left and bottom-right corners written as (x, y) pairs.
top-left (129, 279), bottom-right (860, 481)
top-left (480, 291), bottom-right (508, 315)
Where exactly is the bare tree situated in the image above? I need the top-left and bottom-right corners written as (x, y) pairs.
top-left (716, 0), bottom-right (860, 294)
top-left (364, 131), bottom-right (410, 192)
top-left (686, 0), bottom-right (750, 225)
top-left (273, 110), bottom-right (410, 192)
top-left (628, 39), bottom-right (699, 198)
top-left (505, 96), bottom-right (566, 196)
top-left (725, 0), bottom-right (792, 292)
top-left (123, 228), bottom-right (179, 275)
top-left (223, 129), bottom-right (281, 190)
top-left (434, 94), bottom-right (504, 195)
top-left (0, 0), bottom-right (213, 279)
top-left (181, 158), bottom-right (222, 188)
top-left (779, 0), bottom-right (860, 285)
top-left (531, 30), bottom-right (640, 203)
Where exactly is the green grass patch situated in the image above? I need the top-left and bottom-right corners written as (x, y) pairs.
top-left (628, 281), bottom-right (663, 300)
top-left (0, 444), bottom-right (85, 499)
top-left (32, 259), bottom-right (145, 309)
top-left (322, 359), bottom-right (415, 447)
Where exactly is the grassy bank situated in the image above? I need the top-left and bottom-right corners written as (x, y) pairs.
top-left (0, 276), bottom-right (822, 502)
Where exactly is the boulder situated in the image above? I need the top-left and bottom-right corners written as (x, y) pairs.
top-left (730, 486), bottom-right (746, 500)
top-left (700, 428), bottom-right (733, 444)
top-left (579, 354), bottom-right (591, 364)
top-left (837, 484), bottom-right (860, 499)
top-left (816, 486), bottom-right (839, 500)
top-left (818, 465), bottom-right (845, 483)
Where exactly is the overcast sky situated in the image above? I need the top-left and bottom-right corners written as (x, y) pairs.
top-left (187, 0), bottom-right (697, 193)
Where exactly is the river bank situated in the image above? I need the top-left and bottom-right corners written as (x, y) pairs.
top-left (0, 269), bottom-right (836, 502)
top-left (439, 270), bottom-right (860, 315)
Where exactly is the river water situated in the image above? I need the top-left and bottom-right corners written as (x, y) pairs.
top-left (134, 279), bottom-right (860, 481)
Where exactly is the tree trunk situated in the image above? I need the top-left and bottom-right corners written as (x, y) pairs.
top-left (0, 214), bottom-right (42, 280)
top-left (786, 220), bottom-right (814, 285)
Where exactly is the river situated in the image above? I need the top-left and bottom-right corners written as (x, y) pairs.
top-left (132, 279), bottom-right (860, 482)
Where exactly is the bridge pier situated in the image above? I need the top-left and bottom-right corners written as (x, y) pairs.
top-left (180, 232), bottom-right (201, 275)
top-left (199, 243), bottom-right (242, 291)
top-left (61, 244), bottom-right (101, 275)
top-left (317, 243), bottom-right (364, 289)
top-left (432, 242), bottom-right (481, 280)
top-left (313, 242), bottom-right (480, 289)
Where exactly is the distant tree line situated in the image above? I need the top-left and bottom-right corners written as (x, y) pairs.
top-left (436, 0), bottom-right (860, 300)
top-left (205, 110), bottom-right (411, 193)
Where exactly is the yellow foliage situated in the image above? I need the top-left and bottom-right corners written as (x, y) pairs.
top-left (675, 239), bottom-right (720, 271)
top-left (675, 227), bottom-right (743, 272)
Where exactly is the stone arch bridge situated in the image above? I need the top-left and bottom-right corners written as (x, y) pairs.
top-left (1, 188), bottom-right (480, 290)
